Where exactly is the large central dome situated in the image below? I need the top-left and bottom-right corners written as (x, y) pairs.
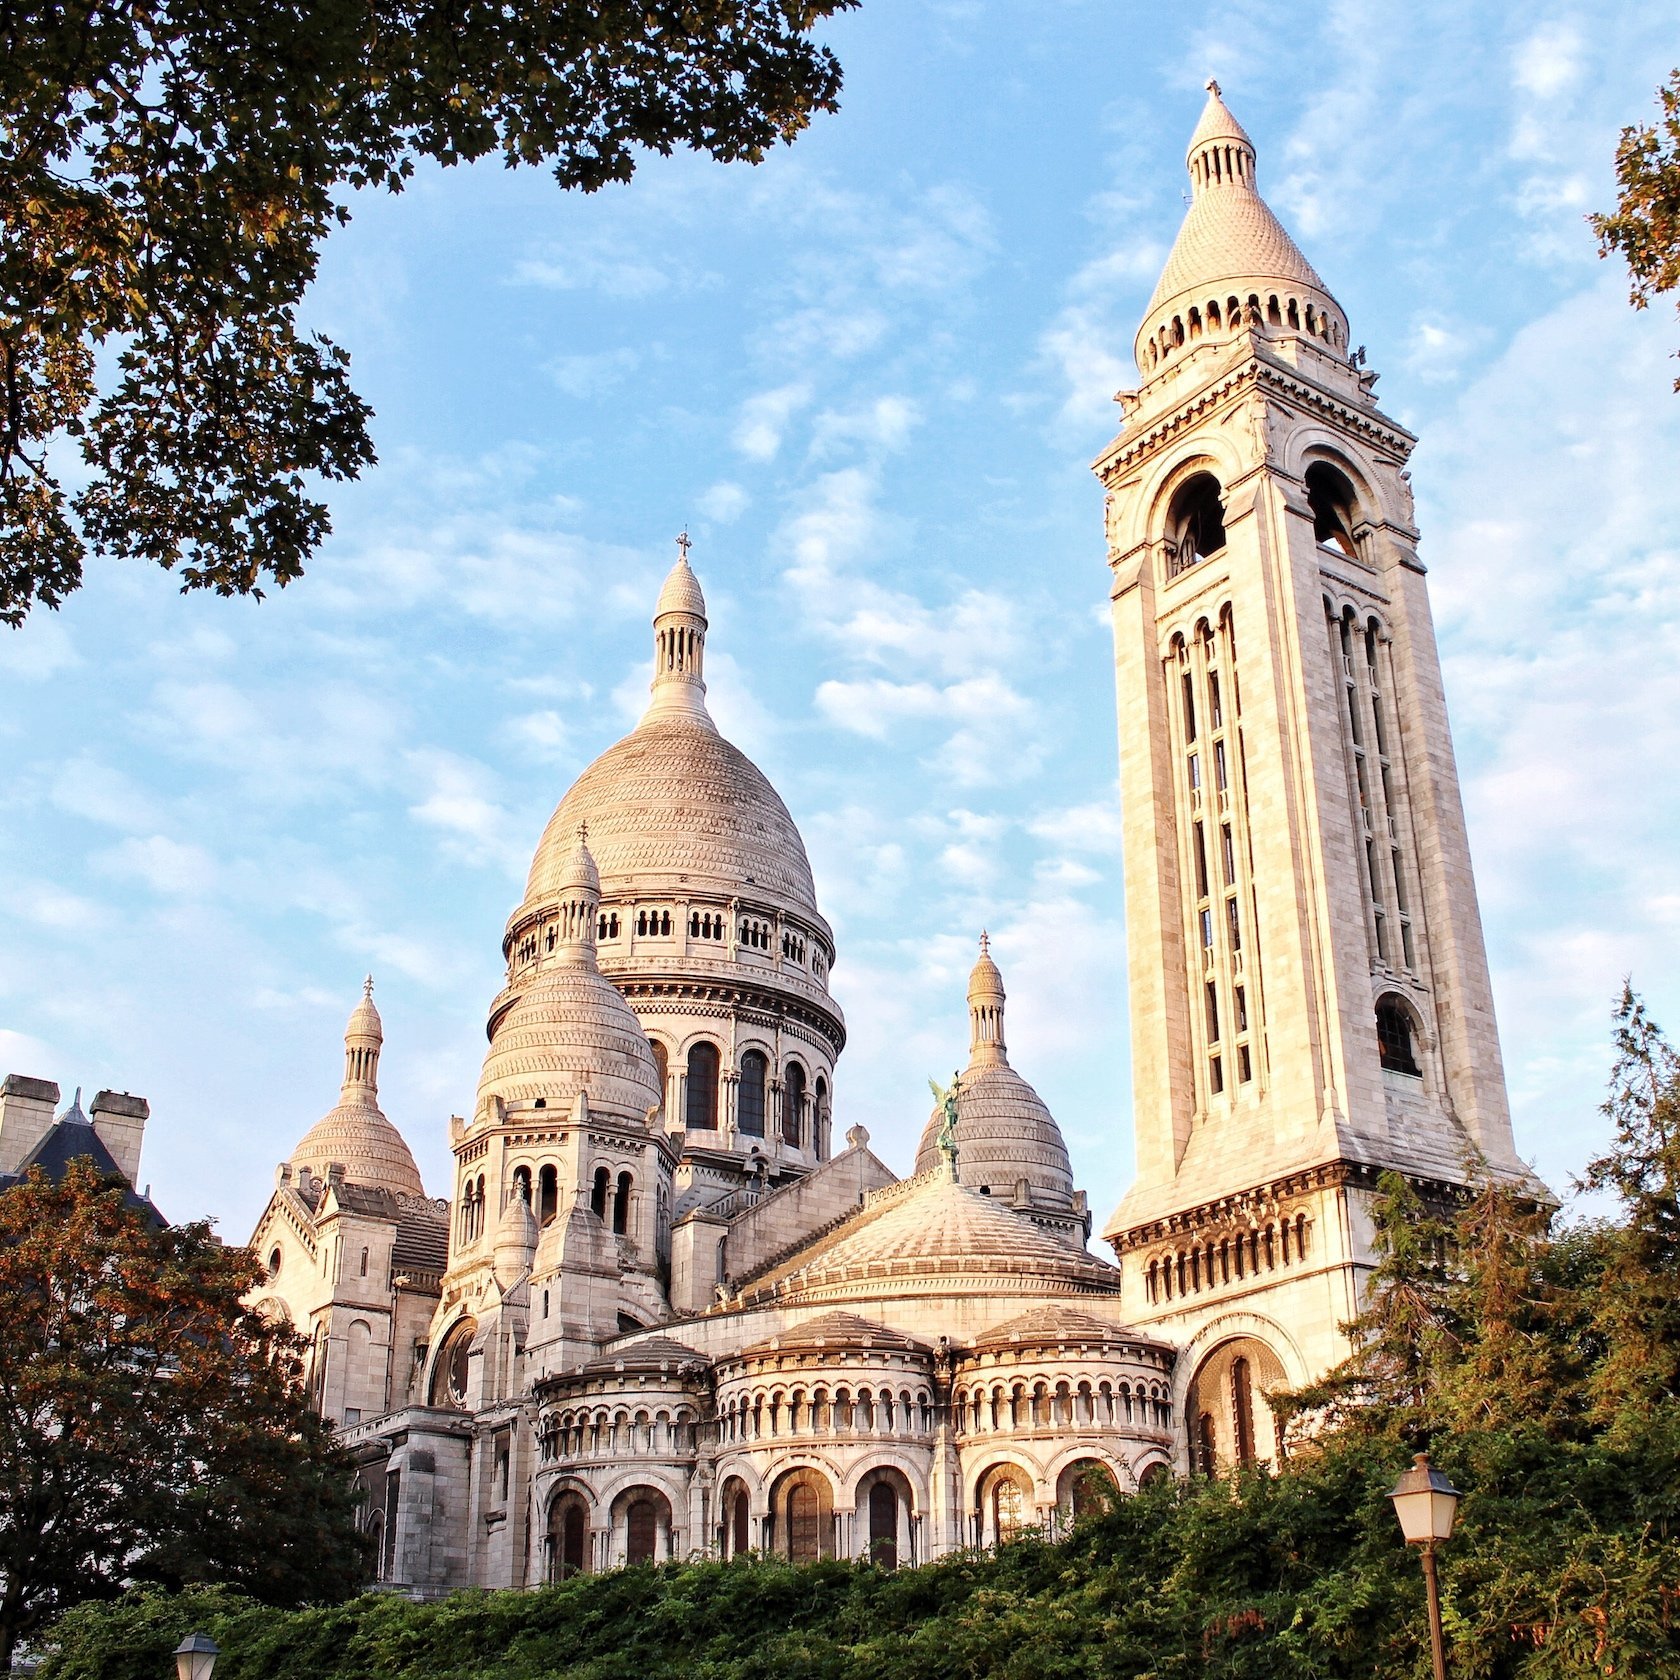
top-left (526, 716), bottom-right (819, 917)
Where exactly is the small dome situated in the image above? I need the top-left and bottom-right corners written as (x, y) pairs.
top-left (289, 985), bottom-right (424, 1198)
top-left (914, 936), bottom-right (1075, 1209)
top-left (739, 1312), bottom-right (928, 1359)
top-left (477, 964), bottom-right (662, 1121)
top-left (656, 552), bottom-right (707, 620)
top-left (289, 1100), bottom-right (425, 1200)
top-left (578, 1334), bottom-right (706, 1376)
top-left (972, 1305), bottom-right (1137, 1352)
top-left (914, 1063), bottom-right (1076, 1207)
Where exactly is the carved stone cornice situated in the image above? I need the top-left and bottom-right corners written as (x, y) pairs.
top-left (1093, 355), bottom-right (1417, 488)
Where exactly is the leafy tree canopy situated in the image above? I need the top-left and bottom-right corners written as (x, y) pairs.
top-left (0, 0), bottom-right (851, 625)
top-left (0, 1159), bottom-right (366, 1669)
top-left (1595, 68), bottom-right (1680, 388)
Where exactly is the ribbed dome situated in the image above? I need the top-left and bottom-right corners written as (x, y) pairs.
top-left (524, 716), bottom-right (821, 918)
top-left (290, 1100), bottom-right (425, 1198)
top-left (290, 984), bottom-right (425, 1198)
top-left (478, 963), bottom-right (662, 1120)
top-left (788, 1175), bottom-right (1116, 1292)
top-left (915, 1063), bottom-right (1075, 1206)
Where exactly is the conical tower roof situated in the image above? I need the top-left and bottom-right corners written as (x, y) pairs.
top-left (1135, 83), bottom-right (1348, 376)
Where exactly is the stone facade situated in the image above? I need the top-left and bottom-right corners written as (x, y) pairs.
top-left (240, 85), bottom-right (1537, 1592)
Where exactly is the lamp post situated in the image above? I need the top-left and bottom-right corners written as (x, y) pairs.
top-left (1388, 1452), bottom-right (1461, 1680)
top-left (172, 1632), bottom-right (219, 1680)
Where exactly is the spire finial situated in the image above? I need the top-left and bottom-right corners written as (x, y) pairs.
top-left (363, 974), bottom-right (374, 1001)
top-left (676, 530), bottom-right (692, 563)
top-left (1206, 77), bottom-right (1221, 96)
top-left (979, 929), bottom-right (990, 955)
top-left (577, 819), bottom-right (588, 845)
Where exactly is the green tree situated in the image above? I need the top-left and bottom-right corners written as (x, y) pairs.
top-left (1594, 69), bottom-right (1680, 388)
top-left (1577, 984), bottom-right (1680, 1428)
top-left (0, 1158), bottom-right (366, 1669)
top-left (0, 0), bottom-right (852, 626)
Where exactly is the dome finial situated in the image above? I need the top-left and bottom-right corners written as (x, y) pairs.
top-left (363, 973), bottom-right (374, 1001)
top-left (1206, 76), bottom-right (1220, 95)
top-left (343, 978), bottom-right (384, 1100)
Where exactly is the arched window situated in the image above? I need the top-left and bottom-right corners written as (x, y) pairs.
top-left (814, 1075), bottom-right (829, 1158)
top-left (512, 1165), bottom-right (532, 1205)
top-left (613, 1170), bottom-right (632, 1236)
top-left (591, 1166), bottom-right (610, 1220)
top-left (429, 1318), bottom-right (476, 1408)
top-left (650, 1040), bottom-right (668, 1116)
top-left (1376, 996), bottom-right (1422, 1076)
top-left (626, 1498), bottom-right (659, 1564)
top-left (548, 1494), bottom-right (588, 1580)
top-left (721, 1479), bottom-right (751, 1557)
top-left (1306, 461), bottom-right (1360, 556)
top-left (686, 1042), bottom-right (720, 1129)
top-left (868, 1480), bottom-right (899, 1569)
top-left (539, 1164), bottom-right (558, 1225)
top-left (1232, 1356), bottom-right (1257, 1467)
top-left (1196, 1411), bottom-right (1218, 1476)
top-left (783, 1061), bottom-right (806, 1146)
top-left (1057, 1458), bottom-right (1114, 1521)
top-left (737, 1050), bottom-right (767, 1138)
top-left (1166, 472), bottom-right (1226, 577)
top-left (988, 1469), bottom-right (1029, 1543)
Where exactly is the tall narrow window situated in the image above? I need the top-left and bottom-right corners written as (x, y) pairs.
top-left (1232, 1357), bottom-right (1256, 1466)
top-left (590, 1166), bottom-right (609, 1220)
top-left (612, 1170), bottom-right (632, 1235)
top-left (783, 1061), bottom-right (807, 1147)
top-left (737, 1050), bottom-right (767, 1137)
top-left (539, 1164), bottom-right (558, 1224)
top-left (685, 1042), bottom-right (720, 1129)
top-left (868, 1481), bottom-right (899, 1570)
top-left (1376, 998), bottom-right (1422, 1076)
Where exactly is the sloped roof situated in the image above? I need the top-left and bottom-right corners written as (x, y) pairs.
top-left (4, 1114), bottom-right (163, 1224)
top-left (739, 1311), bottom-right (930, 1360)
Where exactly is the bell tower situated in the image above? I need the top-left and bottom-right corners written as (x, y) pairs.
top-left (1098, 86), bottom-right (1542, 1443)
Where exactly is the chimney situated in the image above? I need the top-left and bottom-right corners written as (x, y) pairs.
top-left (0, 1076), bottom-right (60, 1176)
top-left (90, 1090), bottom-right (148, 1186)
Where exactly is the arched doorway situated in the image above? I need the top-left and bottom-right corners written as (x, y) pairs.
top-left (1183, 1336), bottom-right (1289, 1472)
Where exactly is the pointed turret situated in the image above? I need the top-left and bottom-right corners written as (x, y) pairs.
top-left (645, 533), bottom-right (714, 727)
top-left (1134, 83), bottom-right (1349, 380)
top-left (550, 826), bottom-right (602, 967)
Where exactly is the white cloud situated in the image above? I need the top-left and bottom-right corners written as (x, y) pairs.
top-left (810, 396), bottom-right (920, 461)
top-left (51, 758), bottom-right (161, 831)
top-left (734, 382), bottom-right (813, 462)
top-left (0, 1026), bottom-right (57, 1076)
top-left (404, 749), bottom-right (527, 876)
top-left (1513, 20), bottom-right (1584, 101)
top-left (696, 481), bottom-right (750, 524)
top-left (504, 709), bottom-right (572, 763)
top-left (0, 879), bottom-right (103, 932)
top-left (0, 617), bottom-right (79, 682)
top-left (512, 241), bottom-right (675, 299)
top-left (97, 835), bottom-right (218, 897)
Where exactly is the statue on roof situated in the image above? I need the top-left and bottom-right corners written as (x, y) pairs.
top-left (928, 1072), bottom-right (961, 1179)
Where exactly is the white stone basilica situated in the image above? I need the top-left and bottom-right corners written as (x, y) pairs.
top-left (246, 87), bottom-right (1541, 1590)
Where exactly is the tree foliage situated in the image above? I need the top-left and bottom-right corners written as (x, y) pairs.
top-left (34, 990), bottom-right (1680, 1678)
top-left (0, 1159), bottom-right (366, 1668)
top-left (1594, 68), bottom-right (1680, 388)
top-left (0, 0), bottom-right (851, 626)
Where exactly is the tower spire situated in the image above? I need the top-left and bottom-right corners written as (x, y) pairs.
top-left (645, 534), bottom-right (714, 727)
top-left (342, 977), bottom-right (383, 1101)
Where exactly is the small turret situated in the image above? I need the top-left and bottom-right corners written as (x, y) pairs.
top-left (968, 931), bottom-right (1007, 1069)
top-left (645, 533), bottom-right (713, 727)
top-left (342, 976), bottom-right (383, 1100)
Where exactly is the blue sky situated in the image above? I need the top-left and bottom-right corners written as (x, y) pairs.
top-left (2, 0), bottom-right (1677, 1242)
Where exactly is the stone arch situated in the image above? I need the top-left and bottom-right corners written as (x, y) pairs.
top-left (545, 1485), bottom-right (591, 1579)
top-left (1055, 1453), bottom-right (1120, 1521)
top-left (852, 1463), bottom-right (917, 1569)
top-left (768, 1464), bottom-right (836, 1561)
top-left (972, 1458), bottom-right (1039, 1548)
top-left (610, 1483), bottom-right (673, 1567)
top-left (426, 1314), bottom-right (477, 1408)
top-left (1182, 1332), bottom-right (1293, 1474)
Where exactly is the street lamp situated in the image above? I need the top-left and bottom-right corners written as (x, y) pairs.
top-left (1388, 1452), bottom-right (1461, 1680)
top-left (173, 1632), bottom-right (219, 1680)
